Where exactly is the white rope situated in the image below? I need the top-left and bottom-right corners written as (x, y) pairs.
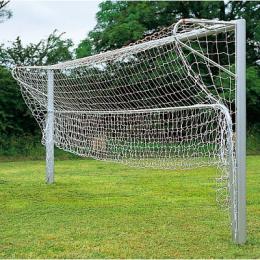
top-left (12, 19), bottom-right (237, 214)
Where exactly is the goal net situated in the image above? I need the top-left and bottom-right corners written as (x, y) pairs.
top-left (12, 19), bottom-right (245, 242)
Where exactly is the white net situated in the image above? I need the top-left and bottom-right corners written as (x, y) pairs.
top-left (12, 18), bottom-right (237, 221)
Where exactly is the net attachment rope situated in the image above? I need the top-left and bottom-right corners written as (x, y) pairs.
top-left (12, 18), bottom-right (238, 223)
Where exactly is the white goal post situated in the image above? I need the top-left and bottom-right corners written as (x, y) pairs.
top-left (12, 18), bottom-right (246, 244)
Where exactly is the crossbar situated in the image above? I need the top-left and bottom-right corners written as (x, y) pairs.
top-left (12, 23), bottom-right (235, 71)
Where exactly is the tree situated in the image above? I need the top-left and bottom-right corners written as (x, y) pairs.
top-left (0, 31), bottom-right (74, 140)
top-left (0, 0), bottom-right (75, 144)
top-left (0, 0), bottom-right (11, 23)
top-left (75, 0), bottom-right (260, 126)
top-left (78, 1), bottom-right (260, 64)
top-left (0, 30), bottom-right (73, 67)
top-left (75, 38), bottom-right (92, 58)
top-left (246, 66), bottom-right (260, 124)
top-left (0, 66), bottom-right (36, 136)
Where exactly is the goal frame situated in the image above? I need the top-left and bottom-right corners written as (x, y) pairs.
top-left (234, 18), bottom-right (246, 244)
top-left (42, 19), bottom-right (246, 244)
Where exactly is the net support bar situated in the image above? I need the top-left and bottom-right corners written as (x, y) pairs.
top-left (234, 19), bottom-right (246, 244)
top-left (46, 69), bottom-right (54, 184)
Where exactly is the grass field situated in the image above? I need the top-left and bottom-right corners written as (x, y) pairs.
top-left (0, 156), bottom-right (259, 258)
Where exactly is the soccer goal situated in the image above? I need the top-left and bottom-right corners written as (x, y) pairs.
top-left (12, 18), bottom-right (246, 244)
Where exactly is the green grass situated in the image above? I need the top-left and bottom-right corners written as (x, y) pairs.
top-left (0, 156), bottom-right (259, 258)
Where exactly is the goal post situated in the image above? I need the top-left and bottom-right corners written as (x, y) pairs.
top-left (46, 69), bottom-right (54, 184)
top-left (12, 18), bottom-right (246, 244)
top-left (234, 18), bottom-right (246, 244)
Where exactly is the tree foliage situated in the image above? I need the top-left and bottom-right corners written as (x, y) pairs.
top-left (246, 66), bottom-right (260, 123)
top-left (75, 38), bottom-right (92, 58)
top-left (0, 30), bottom-right (73, 67)
top-left (75, 0), bottom-right (260, 126)
top-left (0, 0), bottom-right (260, 149)
top-left (0, 30), bottom-right (73, 140)
top-left (0, 0), bottom-right (74, 142)
top-left (78, 1), bottom-right (260, 64)
top-left (0, 66), bottom-right (36, 136)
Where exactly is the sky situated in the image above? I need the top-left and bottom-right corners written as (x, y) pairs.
top-left (0, 0), bottom-right (102, 46)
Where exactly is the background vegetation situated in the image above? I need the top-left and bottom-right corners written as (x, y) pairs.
top-left (0, 0), bottom-right (260, 159)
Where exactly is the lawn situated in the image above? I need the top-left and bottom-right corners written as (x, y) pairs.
top-left (0, 156), bottom-right (259, 258)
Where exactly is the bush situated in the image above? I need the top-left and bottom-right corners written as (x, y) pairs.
top-left (247, 123), bottom-right (260, 155)
top-left (0, 134), bottom-right (79, 161)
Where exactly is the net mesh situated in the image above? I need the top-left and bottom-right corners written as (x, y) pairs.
top-left (12, 19), bottom-right (237, 216)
